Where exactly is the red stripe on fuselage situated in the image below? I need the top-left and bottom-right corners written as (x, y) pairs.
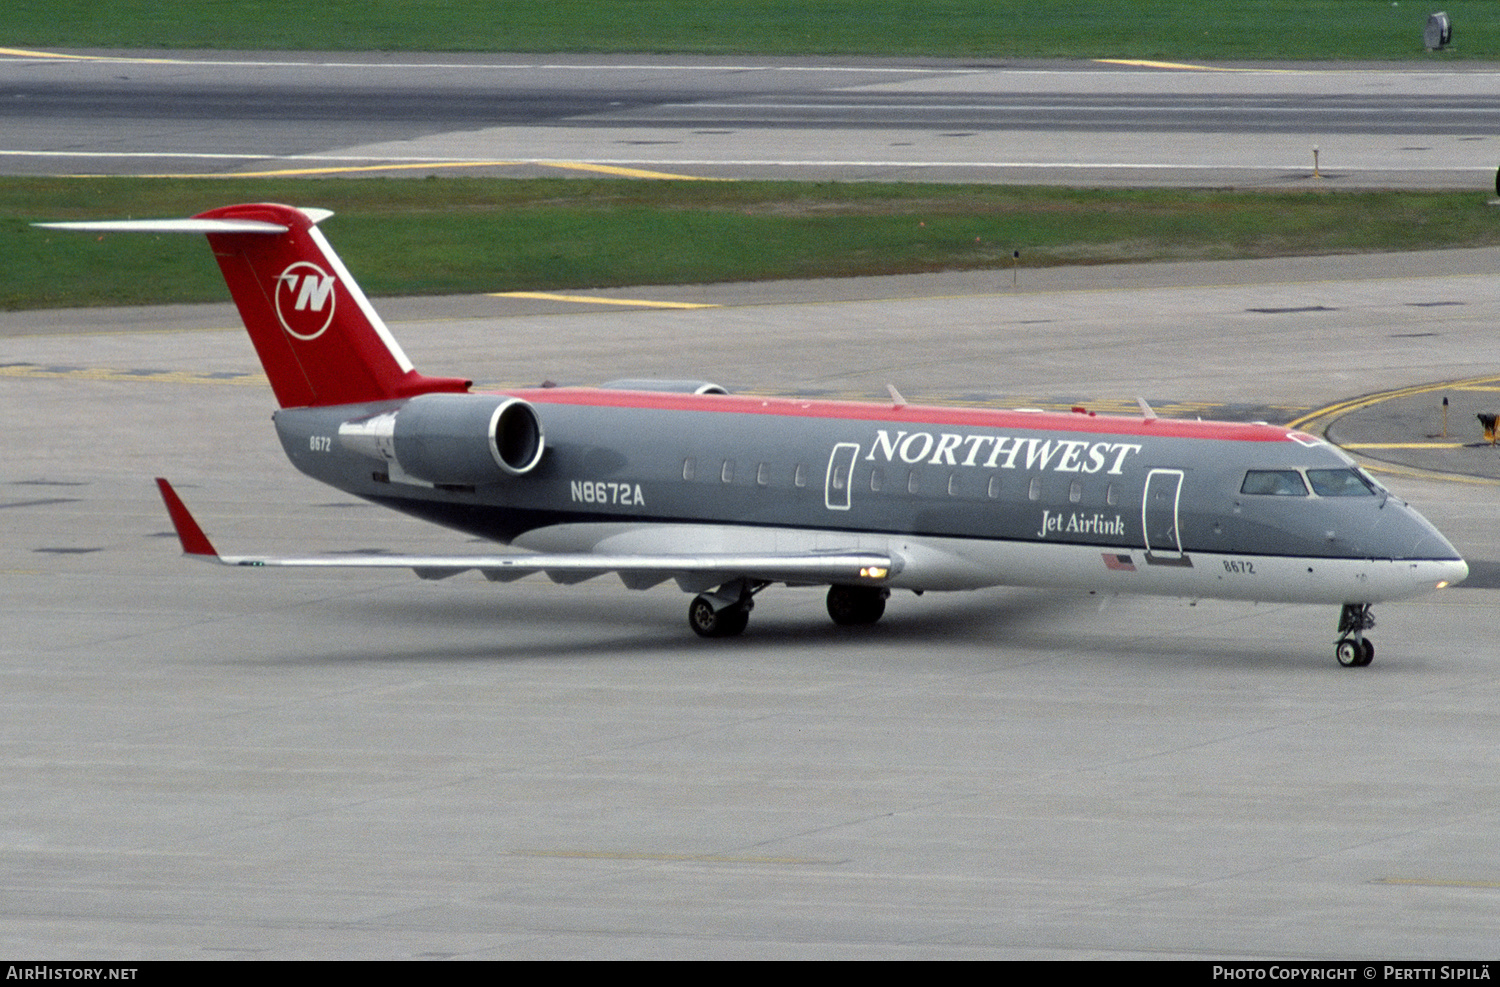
top-left (503, 387), bottom-right (1296, 443)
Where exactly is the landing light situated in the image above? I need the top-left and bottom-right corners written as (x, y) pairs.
top-left (860, 566), bottom-right (889, 580)
top-left (1435, 580), bottom-right (1451, 590)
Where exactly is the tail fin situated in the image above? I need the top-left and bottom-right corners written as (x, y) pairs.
top-left (38, 203), bottom-right (470, 408)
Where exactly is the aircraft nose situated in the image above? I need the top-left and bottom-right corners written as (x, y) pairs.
top-left (1394, 505), bottom-right (1467, 588)
top-left (1411, 525), bottom-right (1461, 563)
top-left (1382, 501), bottom-right (1462, 558)
top-left (1434, 556), bottom-right (1468, 589)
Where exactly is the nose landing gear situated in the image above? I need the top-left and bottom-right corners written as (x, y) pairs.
top-left (1335, 603), bottom-right (1376, 667)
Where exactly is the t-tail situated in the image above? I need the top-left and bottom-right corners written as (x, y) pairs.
top-left (36, 203), bottom-right (471, 408)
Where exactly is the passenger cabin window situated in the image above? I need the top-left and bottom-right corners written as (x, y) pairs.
top-left (1068, 480), bottom-right (1082, 504)
top-left (1241, 470), bottom-right (1308, 496)
top-left (987, 476), bottom-right (1002, 500)
top-left (721, 459), bottom-right (734, 484)
top-left (756, 462), bottom-right (770, 486)
top-left (870, 468), bottom-right (884, 492)
top-left (1028, 477), bottom-right (1042, 501)
top-left (1307, 468), bottom-right (1378, 497)
top-left (682, 458), bottom-right (696, 481)
top-left (794, 464), bottom-right (807, 488)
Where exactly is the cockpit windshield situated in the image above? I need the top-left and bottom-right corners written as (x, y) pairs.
top-left (1241, 470), bottom-right (1308, 496)
top-left (1242, 467), bottom-right (1381, 498)
top-left (1306, 468), bottom-right (1379, 497)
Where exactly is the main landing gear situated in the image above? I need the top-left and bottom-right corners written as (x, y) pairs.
top-left (688, 580), bottom-right (763, 638)
top-left (688, 582), bottom-right (890, 637)
top-left (826, 585), bottom-right (889, 626)
top-left (1335, 603), bottom-right (1376, 668)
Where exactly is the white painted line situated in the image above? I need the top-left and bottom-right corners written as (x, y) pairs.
top-left (0, 149), bottom-right (1490, 174)
top-left (0, 49), bottom-right (984, 74)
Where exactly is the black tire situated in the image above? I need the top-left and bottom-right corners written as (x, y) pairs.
top-left (1358, 638), bottom-right (1375, 667)
top-left (719, 605), bottom-right (750, 637)
top-left (1336, 639), bottom-right (1362, 667)
top-left (827, 585), bottom-right (887, 626)
top-left (689, 595), bottom-right (749, 638)
top-left (689, 596), bottom-right (721, 637)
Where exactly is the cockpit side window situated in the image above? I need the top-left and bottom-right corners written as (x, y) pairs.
top-left (1306, 468), bottom-right (1378, 497)
top-left (1241, 470), bottom-right (1308, 496)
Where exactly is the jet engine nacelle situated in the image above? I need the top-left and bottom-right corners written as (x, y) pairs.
top-left (339, 393), bottom-right (545, 485)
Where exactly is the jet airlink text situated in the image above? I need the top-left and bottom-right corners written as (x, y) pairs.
top-left (865, 430), bottom-right (1143, 474)
top-left (1037, 510), bottom-right (1127, 539)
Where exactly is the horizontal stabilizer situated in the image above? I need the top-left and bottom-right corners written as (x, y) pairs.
top-left (35, 218), bottom-right (291, 234)
top-left (39, 204), bottom-right (466, 408)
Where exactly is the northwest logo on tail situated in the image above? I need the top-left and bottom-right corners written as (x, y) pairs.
top-left (275, 262), bottom-right (336, 340)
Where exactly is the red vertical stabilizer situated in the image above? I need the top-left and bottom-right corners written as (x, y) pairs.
top-left (194, 203), bottom-right (470, 408)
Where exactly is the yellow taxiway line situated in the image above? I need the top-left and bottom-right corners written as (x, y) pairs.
top-left (1343, 442), bottom-right (1466, 450)
top-left (491, 291), bottom-right (719, 309)
top-left (0, 364), bottom-right (269, 386)
top-left (142, 160), bottom-right (731, 181)
top-left (1285, 374), bottom-right (1500, 485)
top-left (1094, 58), bottom-right (1302, 74)
top-left (0, 46), bottom-right (172, 62)
top-left (1285, 375), bottom-right (1500, 432)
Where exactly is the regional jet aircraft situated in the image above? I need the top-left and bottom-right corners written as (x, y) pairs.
top-left (37, 204), bottom-right (1468, 665)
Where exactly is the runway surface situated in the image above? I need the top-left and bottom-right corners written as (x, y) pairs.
top-left (3, 48), bottom-right (1500, 186)
top-left (3, 249), bottom-right (1499, 959)
top-left (4, 46), bottom-right (1500, 959)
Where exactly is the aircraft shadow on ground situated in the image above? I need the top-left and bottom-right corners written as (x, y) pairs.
top-left (1456, 559), bottom-right (1500, 589)
top-left (252, 586), bottom-right (1327, 669)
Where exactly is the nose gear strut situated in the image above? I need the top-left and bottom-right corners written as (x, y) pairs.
top-left (1335, 603), bottom-right (1376, 667)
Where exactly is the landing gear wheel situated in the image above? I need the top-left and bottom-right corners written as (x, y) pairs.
top-left (1336, 639), bottom-right (1361, 667)
top-left (826, 585), bottom-right (888, 626)
top-left (1335, 603), bottom-right (1377, 668)
top-left (718, 605), bottom-right (750, 638)
top-left (1336, 637), bottom-right (1375, 667)
top-left (689, 595), bottom-right (750, 638)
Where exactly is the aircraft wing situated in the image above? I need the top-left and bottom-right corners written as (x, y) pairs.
top-left (155, 479), bottom-right (895, 591)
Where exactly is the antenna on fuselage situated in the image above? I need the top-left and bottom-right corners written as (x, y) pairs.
top-left (887, 384), bottom-right (907, 409)
top-left (1136, 396), bottom-right (1158, 421)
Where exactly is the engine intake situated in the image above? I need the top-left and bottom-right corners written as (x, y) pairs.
top-left (339, 394), bottom-right (545, 484)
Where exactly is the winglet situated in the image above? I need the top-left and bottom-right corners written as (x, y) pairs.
top-left (154, 478), bottom-right (220, 557)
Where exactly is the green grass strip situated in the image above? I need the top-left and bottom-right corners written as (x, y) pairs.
top-left (2, 1), bottom-right (1496, 61)
top-left (10, 177), bottom-right (1500, 311)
